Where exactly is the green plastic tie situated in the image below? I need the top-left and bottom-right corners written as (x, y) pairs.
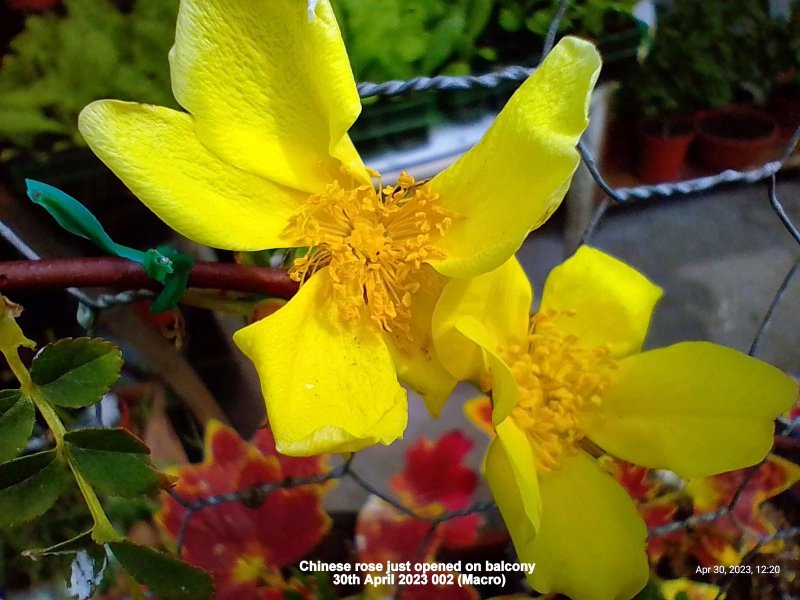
top-left (25, 179), bottom-right (194, 312)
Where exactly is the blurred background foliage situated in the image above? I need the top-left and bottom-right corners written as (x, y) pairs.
top-left (0, 0), bottom-right (650, 153)
top-left (0, 0), bottom-right (797, 175)
top-left (0, 0), bottom-right (178, 152)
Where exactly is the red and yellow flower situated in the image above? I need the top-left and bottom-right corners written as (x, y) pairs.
top-left (157, 421), bottom-right (331, 599)
top-left (356, 431), bottom-right (482, 599)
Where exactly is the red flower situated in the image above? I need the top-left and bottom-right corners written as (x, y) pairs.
top-left (684, 454), bottom-right (800, 565)
top-left (356, 431), bottom-right (482, 599)
top-left (389, 430), bottom-right (480, 549)
top-left (391, 430), bottom-right (478, 510)
top-left (602, 458), bottom-right (660, 503)
top-left (157, 421), bottom-right (331, 599)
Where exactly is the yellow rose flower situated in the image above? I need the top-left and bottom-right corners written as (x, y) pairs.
top-left (77, 0), bottom-right (600, 455)
top-left (432, 246), bottom-right (796, 600)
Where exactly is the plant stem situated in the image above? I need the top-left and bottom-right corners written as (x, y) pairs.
top-left (1, 305), bottom-right (122, 543)
top-left (28, 388), bottom-right (67, 448)
top-left (0, 257), bottom-right (298, 298)
top-left (69, 458), bottom-right (124, 543)
top-left (0, 344), bottom-right (69, 447)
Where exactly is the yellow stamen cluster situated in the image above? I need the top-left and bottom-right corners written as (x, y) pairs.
top-left (501, 309), bottom-right (617, 471)
top-left (232, 553), bottom-right (283, 586)
top-left (285, 172), bottom-right (453, 334)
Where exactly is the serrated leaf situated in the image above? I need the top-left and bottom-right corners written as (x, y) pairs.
top-left (0, 389), bottom-right (21, 411)
top-left (30, 338), bottom-right (123, 408)
top-left (66, 428), bottom-right (150, 454)
top-left (109, 541), bottom-right (213, 600)
top-left (66, 429), bottom-right (163, 497)
top-left (0, 390), bottom-right (35, 462)
top-left (0, 450), bottom-right (67, 525)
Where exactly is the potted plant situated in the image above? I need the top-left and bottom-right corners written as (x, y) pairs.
top-left (767, 6), bottom-right (800, 141)
top-left (695, 107), bottom-right (779, 171)
top-left (490, 0), bottom-right (648, 78)
top-left (691, 0), bottom-right (785, 170)
top-left (621, 68), bottom-right (696, 184)
top-left (617, 1), bottom-right (719, 183)
top-left (621, 0), bottom-right (787, 179)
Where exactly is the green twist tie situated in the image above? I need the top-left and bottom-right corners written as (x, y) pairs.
top-left (25, 179), bottom-right (193, 312)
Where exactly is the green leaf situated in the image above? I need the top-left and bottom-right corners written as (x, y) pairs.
top-left (498, 7), bottom-right (523, 32)
top-left (109, 541), bottom-right (214, 600)
top-left (66, 429), bottom-right (163, 498)
top-left (0, 390), bottom-right (35, 462)
top-left (30, 338), bottom-right (123, 408)
top-left (0, 450), bottom-right (68, 525)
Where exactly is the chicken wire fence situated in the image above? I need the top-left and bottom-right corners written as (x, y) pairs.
top-left (1, 2), bottom-right (799, 598)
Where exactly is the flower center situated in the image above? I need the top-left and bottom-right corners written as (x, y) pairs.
top-left (285, 172), bottom-right (453, 335)
top-left (500, 309), bottom-right (617, 471)
top-left (231, 553), bottom-right (282, 586)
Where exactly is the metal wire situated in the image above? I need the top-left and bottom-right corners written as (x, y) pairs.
top-left (356, 65), bottom-right (535, 99)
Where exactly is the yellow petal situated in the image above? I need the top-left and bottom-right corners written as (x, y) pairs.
top-left (585, 342), bottom-right (797, 478)
top-left (426, 37), bottom-right (601, 278)
top-left (170, 0), bottom-right (369, 193)
top-left (495, 418), bottom-right (542, 538)
top-left (432, 257), bottom-right (531, 382)
top-left (233, 269), bottom-right (407, 456)
top-left (443, 317), bottom-right (520, 425)
top-left (78, 101), bottom-right (304, 250)
top-left (383, 267), bottom-right (457, 417)
top-left (540, 246), bottom-right (663, 358)
top-left (527, 452), bottom-right (648, 600)
top-left (484, 423), bottom-right (541, 548)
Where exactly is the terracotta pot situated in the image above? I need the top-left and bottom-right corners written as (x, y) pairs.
top-left (695, 107), bottom-right (779, 171)
top-left (769, 85), bottom-right (800, 139)
top-left (637, 122), bottom-right (695, 184)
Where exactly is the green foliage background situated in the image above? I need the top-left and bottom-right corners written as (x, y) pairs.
top-left (0, 0), bottom-right (178, 150)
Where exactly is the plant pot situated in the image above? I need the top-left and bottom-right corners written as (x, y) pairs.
top-left (769, 84), bottom-right (800, 140)
top-left (695, 107), bottom-right (779, 171)
top-left (637, 122), bottom-right (695, 184)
